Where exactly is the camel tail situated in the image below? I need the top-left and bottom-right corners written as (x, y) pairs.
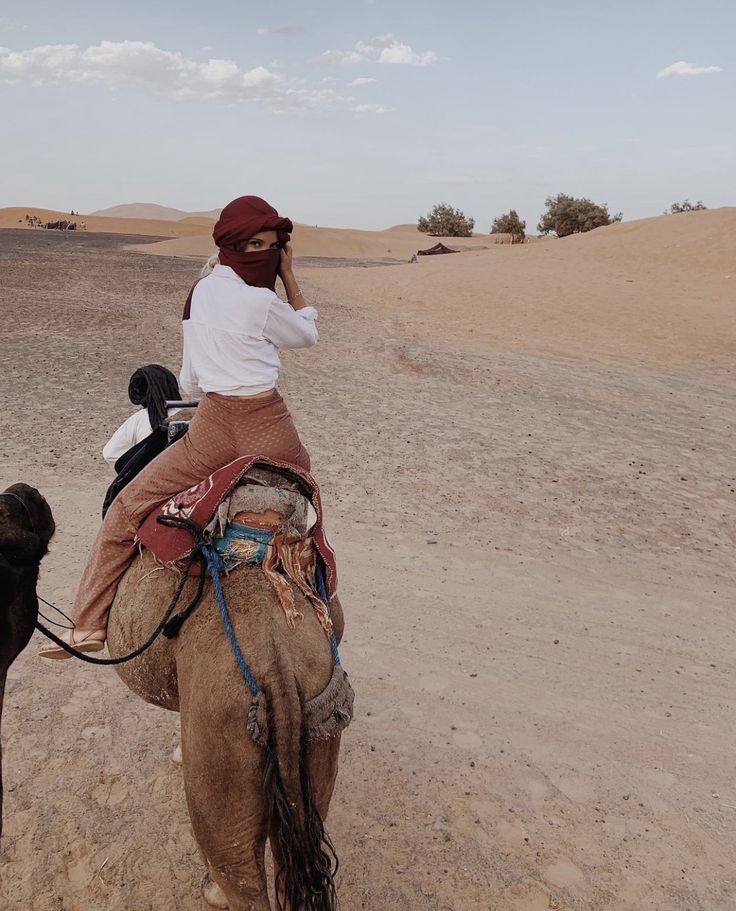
top-left (264, 649), bottom-right (338, 911)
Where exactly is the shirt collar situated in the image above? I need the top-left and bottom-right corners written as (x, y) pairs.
top-left (212, 264), bottom-right (241, 282)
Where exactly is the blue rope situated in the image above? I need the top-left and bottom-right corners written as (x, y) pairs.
top-left (203, 544), bottom-right (341, 701)
top-left (203, 544), bottom-right (261, 697)
top-left (316, 561), bottom-right (341, 667)
top-left (215, 522), bottom-right (272, 571)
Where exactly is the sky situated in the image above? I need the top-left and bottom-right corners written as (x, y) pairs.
top-left (1, 0), bottom-right (734, 230)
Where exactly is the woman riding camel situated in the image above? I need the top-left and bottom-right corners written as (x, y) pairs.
top-left (41, 195), bottom-right (318, 658)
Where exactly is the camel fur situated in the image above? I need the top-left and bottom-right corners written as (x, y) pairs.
top-left (107, 542), bottom-right (348, 911)
top-left (0, 484), bottom-right (55, 837)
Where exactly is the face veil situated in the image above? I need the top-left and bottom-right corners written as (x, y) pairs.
top-left (212, 195), bottom-right (293, 291)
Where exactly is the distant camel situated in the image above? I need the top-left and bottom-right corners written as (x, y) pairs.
top-left (0, 484), bottom-right (55, 837)
top-left (43, 220), bottom-right (76, 231)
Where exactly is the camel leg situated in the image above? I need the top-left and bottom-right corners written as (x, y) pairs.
top-left (307, 736), bottom-right (341, 819)
top-left (182, 740), bottom-right (271, 909)
top-left (178, 686), bottom-right (272, 911)
top-left (0, 666), bottom-right (7, 837)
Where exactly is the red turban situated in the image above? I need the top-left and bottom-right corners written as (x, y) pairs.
top-left (212, 195), bottom-right (293, 291)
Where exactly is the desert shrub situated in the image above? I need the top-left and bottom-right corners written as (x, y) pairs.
top-left (537, 193), bottom-right (622, 237)
top-left (490, 209), bottom-right (526, 244)
top-left (665, 199), bottom-right (707, 214)
top-left (417, 202), bottom-right (474, 237)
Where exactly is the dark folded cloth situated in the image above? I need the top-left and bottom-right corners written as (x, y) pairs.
top-left (102, 425), bottom-right (187, 518)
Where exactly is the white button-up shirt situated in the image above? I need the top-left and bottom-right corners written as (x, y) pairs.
top-left (180, 264), bottom-right (318, 398)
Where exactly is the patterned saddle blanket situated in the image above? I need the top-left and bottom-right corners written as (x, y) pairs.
top-left (136, 456), bottom-right (338, 629)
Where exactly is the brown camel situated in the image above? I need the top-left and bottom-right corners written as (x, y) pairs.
top-left (0, 483), bottom-right (55, 837)
top-left (107, 490), bottom-right (351, 910)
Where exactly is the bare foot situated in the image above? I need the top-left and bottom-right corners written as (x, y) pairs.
top-left (171, 743), bottom-right (183, 765)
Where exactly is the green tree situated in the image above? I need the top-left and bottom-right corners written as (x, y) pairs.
top-left (490, 209), bottom-right (526, 244)
top-left (537, 193), bottom-right (622, 238)
top-left (417, 202), bottom-right (475, 237)
top-left (665, 199), bottom-right (707, 214)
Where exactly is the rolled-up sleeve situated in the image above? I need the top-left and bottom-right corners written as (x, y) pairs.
top-left (179, 323), bottom-right (205, 397)
top-left (263, 296), bottom-right (319, 350)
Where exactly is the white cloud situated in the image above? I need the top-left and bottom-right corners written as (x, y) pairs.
top-left (355, 35), bottom-right (396, 53)
top-left (257, 25), bottom-right (304, 37)
top-left (657, 60), bottom-right (722, 78)
top-left (0, 40), bottom-right (361, 112)
top-left (378, 42), bottom-right (437, 67)
top-left (349, 76), bottom-right (377, 86)
top-left (315, 48), bottom-right (366, 65)
top-left (316, 34), bottom-right (436, 68)
top-left (353, 103), bottom-right (392, 114)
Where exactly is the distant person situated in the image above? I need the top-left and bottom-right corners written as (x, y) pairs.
top-left (102, 365), bottom-right (182, 466)
top-left (409, 253), bottom-right (418, 263)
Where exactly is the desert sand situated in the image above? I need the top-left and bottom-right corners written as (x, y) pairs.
top-left (0, 210), bottom-right (734, 911)
top-left (1, 205), bottom-right (493, 259)
top-left (0, 207), bottom-right (211, 240)
top-left (127, 221), bottom-right (498, 260)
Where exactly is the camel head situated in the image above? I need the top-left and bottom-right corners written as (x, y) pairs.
top-left (0, 483), bottom-right (55, 608)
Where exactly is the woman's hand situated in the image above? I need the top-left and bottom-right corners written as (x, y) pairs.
top-left (279, 244), bottom-right (306, 310)
top-left (279, 242), bottom-right (294, 277)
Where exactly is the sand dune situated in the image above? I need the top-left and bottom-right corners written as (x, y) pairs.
top-left (124, 206), bottom-right (735, 366)
top-left (128, 223), bottom-right (490, 261)
top-left (90, 202), bottom-right (221, 221)
top-left (5, 205), bottom-right (732, 367)
top-left (0, 207), bottom-right (211, 238)
top-left (306, 207), bottom-right (736, 367)
top-left (2, 206), bottom-right (492, 259)
top-left (557, 206), bottom-right (736, 271)
top-left (175, 215), bottom-right (218, 227)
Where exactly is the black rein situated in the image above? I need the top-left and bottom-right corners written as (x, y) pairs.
top-left (34, 515), bottom-right (208, 665)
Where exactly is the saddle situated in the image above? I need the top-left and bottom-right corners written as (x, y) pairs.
top-left (136, 456), bottom-right (338, 630)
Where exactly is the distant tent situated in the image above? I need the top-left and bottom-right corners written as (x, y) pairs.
top-left (417, 242), bottom-right (457, 256)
